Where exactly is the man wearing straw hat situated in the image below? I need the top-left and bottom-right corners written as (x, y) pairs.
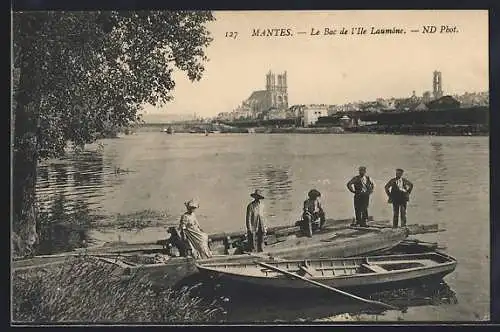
top-left (246, 189), bottom-right (268, 252)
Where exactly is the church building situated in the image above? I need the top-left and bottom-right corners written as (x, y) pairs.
top-left (241, 70), bottom-right (289, 118)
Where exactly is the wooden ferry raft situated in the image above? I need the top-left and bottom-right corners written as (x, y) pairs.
top-left (12, 218), bottom-right (445, 277)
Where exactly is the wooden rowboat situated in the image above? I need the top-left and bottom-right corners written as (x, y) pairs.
top-left (195, 252), bottom-right (457, 292)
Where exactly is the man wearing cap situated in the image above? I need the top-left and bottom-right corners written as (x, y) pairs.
top-left (246, 189), bottom-right (267, 252)
top-left (346, 166), bottom-right (375, 227)
top-left (384, 169), bottom-right (414, 228)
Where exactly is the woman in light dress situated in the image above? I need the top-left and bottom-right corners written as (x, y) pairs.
top-left (179, 199), bottom-right (213, 259)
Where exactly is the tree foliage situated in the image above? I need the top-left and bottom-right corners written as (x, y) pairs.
top-left (13, 10), bottom-right (214, 157)
top-left (12, 11), bottom-right (215, 254)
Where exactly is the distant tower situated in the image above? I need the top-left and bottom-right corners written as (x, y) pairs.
top-left (265, 70), bottom-right (288, 110)
top-left (266, 70), bottom-right (273, 91)
top-left (433, 71), bottom-right (443, 99)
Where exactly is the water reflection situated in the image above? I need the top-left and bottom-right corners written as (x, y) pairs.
top-left (53, 163), bottom-right (68, 185)
top-left (37, 151), bottom-right (108, 215)
top-left (37, 193), bottom-right (95, 254)
top-left (247, 164), bottom-right (293, 216)
top-left (35, 150), bottom-right (120, 254)
top-left (177, 274), bottom-right (458, 322)
top-left (73, 153), bottom-right (104, 187)
top-left (431, 142), bottom-right (448, 212)
top-left (38, 167), bottom-right (49, 183)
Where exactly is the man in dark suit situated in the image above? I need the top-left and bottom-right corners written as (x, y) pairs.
top-left (384, 168), bottom-right (414, 228)
top-left (346, 166), bottom-right (375, 227)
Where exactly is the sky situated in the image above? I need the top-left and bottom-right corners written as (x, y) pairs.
top-left (142, 10), bottom-right (488, 118)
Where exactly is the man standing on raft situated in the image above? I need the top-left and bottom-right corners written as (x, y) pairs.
top-left (346, 166), bottom-right (375, 227)
top-left (246, 189), bottom-right (267, 252)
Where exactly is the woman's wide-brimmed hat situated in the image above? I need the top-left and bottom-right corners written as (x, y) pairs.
top-left (308, 189), bottom-right (321, 198)
top-left (250, 189), bottom-right (265, 199)
top-left (184, 199), bottom-right (199, 209)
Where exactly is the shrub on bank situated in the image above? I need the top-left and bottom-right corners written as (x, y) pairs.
top-left (12, 256), bottom-right (224, 323)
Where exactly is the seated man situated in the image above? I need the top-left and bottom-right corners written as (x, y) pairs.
top-left (300, 189), bottom-right (326, 237)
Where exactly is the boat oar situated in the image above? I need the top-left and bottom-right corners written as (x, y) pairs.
top-left (256, 261), bottom-right (399, 311)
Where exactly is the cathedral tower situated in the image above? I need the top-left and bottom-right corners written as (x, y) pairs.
top-left (433, 71), bottom-right (443, 99)
top-left (265, 70), bottom-right (289, 110)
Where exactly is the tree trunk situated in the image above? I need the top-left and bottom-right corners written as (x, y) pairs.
top-left (13, 60), bottom-right (39, 256)
top-left (13, 136), bottom-right (38, 256)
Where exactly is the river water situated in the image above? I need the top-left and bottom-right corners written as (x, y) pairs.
top-left (35, 132), bottom-right (490, 322)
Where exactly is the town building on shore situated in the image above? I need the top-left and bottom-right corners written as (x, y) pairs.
top-left (453, 91), bottom-right (488, 107)
top-left (263, 107), bottom-right (287, 120)
top-left (302, 104), bottom-right (329, 127)
top-left (427, 95), bottom-right (461, 110)
top-left (413, 102), bottom-right (429, 111)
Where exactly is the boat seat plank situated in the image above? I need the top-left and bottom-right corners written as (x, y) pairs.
top-left (299, 265), bottom-right (315, 277)
top-left (315, 265), bottom-right (359, 271)
top-left (362, 264), bottom-right (387, 273)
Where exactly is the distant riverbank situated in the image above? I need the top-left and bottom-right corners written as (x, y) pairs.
top-left (138, 124), bottom-right (488, 136)
top-left (138, 125), bottom-right (345, 134)
top-left (344, 124), bottom-right (489, 136)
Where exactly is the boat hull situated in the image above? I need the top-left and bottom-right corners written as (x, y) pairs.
top-left (196, 252), bottom-right (457, 292)
top-left (200, 262), bottom-right (456, 291)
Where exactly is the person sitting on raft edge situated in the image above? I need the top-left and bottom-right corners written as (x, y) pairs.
top-left (299, 189), bottom-right (326, 237)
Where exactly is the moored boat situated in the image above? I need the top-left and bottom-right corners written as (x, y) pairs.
top-left (195, 252), bottom-right (457, 291)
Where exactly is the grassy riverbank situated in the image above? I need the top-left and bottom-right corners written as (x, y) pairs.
top-left (12, 256), bottom-right (225, 323)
